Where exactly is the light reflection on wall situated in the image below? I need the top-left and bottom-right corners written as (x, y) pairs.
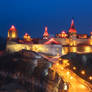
top-left (62, 46), bottom-right (92, 55)
top-left (89, 39), bottom-right (92, 45)
top-left (84, 46), bottom-right (92, 53)
top-left (62, 47), bottom-right (69, 55)
top-left (32, 45), bottom-right (46, 52)
top-left (7, 41), bottom-right (92, 55)
top-left (31, 45), bottom-right (62, 56)
top-left (69, 39), bottom-right (77, 46)
top-left (69, 47), bottom-right (77, 53)
top-left (12, 32), bottom-right (16, 38)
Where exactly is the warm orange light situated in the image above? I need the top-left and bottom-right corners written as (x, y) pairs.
top-left (11, 25), bottom-right (15, 29)
top-left (56, 63), bottom-right (59, 66)
top-left (62, 47), bottom-right (69, 55)
top-left (58, 30), bottom-right (67, 38)
top-left (58, 58), bottom-right (62, 61)
top-left (66, 71), bottom-right (70, 75)
top-left (89, 39), bottom-right (92, 45)
top-left (62, 59), bottom-right (69, 64)
top-left (89, 76), bottom-right (92, 80)
top-left (8, 32), bottom-right (9, 38)
top-left (24, 33), bottom-right (32, 41)
top-left (84, 46), bottom-right (91, 53)
top-left (79, 84), bottom-right (86, 89)
top-left (70, 47), bottom-right (77, 53)
top-left (12, 32), bottom-right (16, 38)
top-left (67, 63), bottom-right (70, 66)
top-left (81, 70), bottom-right (85, 75)
top-left (70, 40), bottom-right (77, 46)
top-left (73, 66), bottom-right (76, 70)
top-left (8, 25), bottom-right (17, 39)
top-left (61, 67), bottom-right (64, 70)
top-left (70, 76), bottom-right (73, 80)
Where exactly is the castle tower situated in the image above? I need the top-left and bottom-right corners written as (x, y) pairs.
top-left (69, 19), bottom-right (77, 39)
top-left (8, 25), bottom-right (18, 40)
top-left (24, 33), bottom-right (32, 42)
top-left (43, 26), bottom-right (49, 39)
top-left (59, 30), bottom-right (67, 38)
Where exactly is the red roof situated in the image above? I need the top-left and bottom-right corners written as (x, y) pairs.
top-left (9, 25), bottom-right (16, 31)
top-left (44, 38), bottom-right (60, 45)
top-left (43, 27), bottom-right (49, 37)
top-left (69, 20), bottom-right (77, 33)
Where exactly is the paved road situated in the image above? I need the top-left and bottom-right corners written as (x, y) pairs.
top-left (39, 53), bottom-right (92, 92)
top-left (52, 63), bottom-right (92, 92)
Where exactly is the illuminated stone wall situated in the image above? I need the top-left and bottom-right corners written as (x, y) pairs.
top-left (62, 46), bottom-right (92, 55)
top-left (6, 41), bottom-right (29, 52)
top-left (6, 38), bottom-right (92, 56)
top-left (6, 41), bottom-right (62, 56)
top-left (31, 44), bottom-right (62, 56)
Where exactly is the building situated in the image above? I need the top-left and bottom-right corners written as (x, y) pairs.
top-left (23, 33), bottom-right (32, 42)
top-left (56, 30), bottom-right (68, 38)
top-left (68, 19), bottom-right (77, 39)
top-left (8, 25), bottom-right (18, 40)
top-left (6, 20), bottom-right (92, 55)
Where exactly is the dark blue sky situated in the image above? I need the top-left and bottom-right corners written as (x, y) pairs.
top-left (0, 0), bottom-right (92, 38)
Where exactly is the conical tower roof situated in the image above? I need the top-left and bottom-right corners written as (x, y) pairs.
top-left (9, 25), bottom-right (16, 31)
top-left (43, 26), bottom-right (49, 37)
top-left (69, 19), bottom-right (77, 33)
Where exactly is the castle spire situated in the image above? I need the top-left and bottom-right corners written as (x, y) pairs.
top-left (71, 19), bottom-right (74, 27)
top-left (43, 26), bottom-right (49, 39)
top-left (69, 19), bottom-right (77, 33)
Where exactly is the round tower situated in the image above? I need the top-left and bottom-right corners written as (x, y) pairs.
top-left (8, 25), bottom-right (18, 40)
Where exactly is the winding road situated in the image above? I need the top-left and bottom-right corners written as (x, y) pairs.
top-left (39, 53), bottom-right (92, 92)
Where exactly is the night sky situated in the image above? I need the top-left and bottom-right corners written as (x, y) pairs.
top-left (0, 0), bottom-right (92, 38)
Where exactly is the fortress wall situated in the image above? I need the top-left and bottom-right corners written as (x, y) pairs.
top-left (31, 44), bottom-right (62, 56)
top-left (6, 41), bottom-right (62, 56)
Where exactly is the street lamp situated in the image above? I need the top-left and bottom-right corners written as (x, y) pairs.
top-left (81, 70), bottom-right (85, 75)
top-left (66, 71), bottom-right (70, 75)
top-left (88, 76), bottom-right (92, 80)
top-left (56, 63), bottom-right (59, 66)
top-left (73, 66), bottom-right (76, 70)
top-left (61, 67), bottom-right (64, 70)
top-left (67, 63), bottom-right (70, 66)
top-left (70, 76), bottom-right (73, 80)
top-left (62, 59), bottom-right (69, 64)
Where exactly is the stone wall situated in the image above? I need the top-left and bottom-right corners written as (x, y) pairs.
top-left (6, 41), bottom-right (62, 56)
